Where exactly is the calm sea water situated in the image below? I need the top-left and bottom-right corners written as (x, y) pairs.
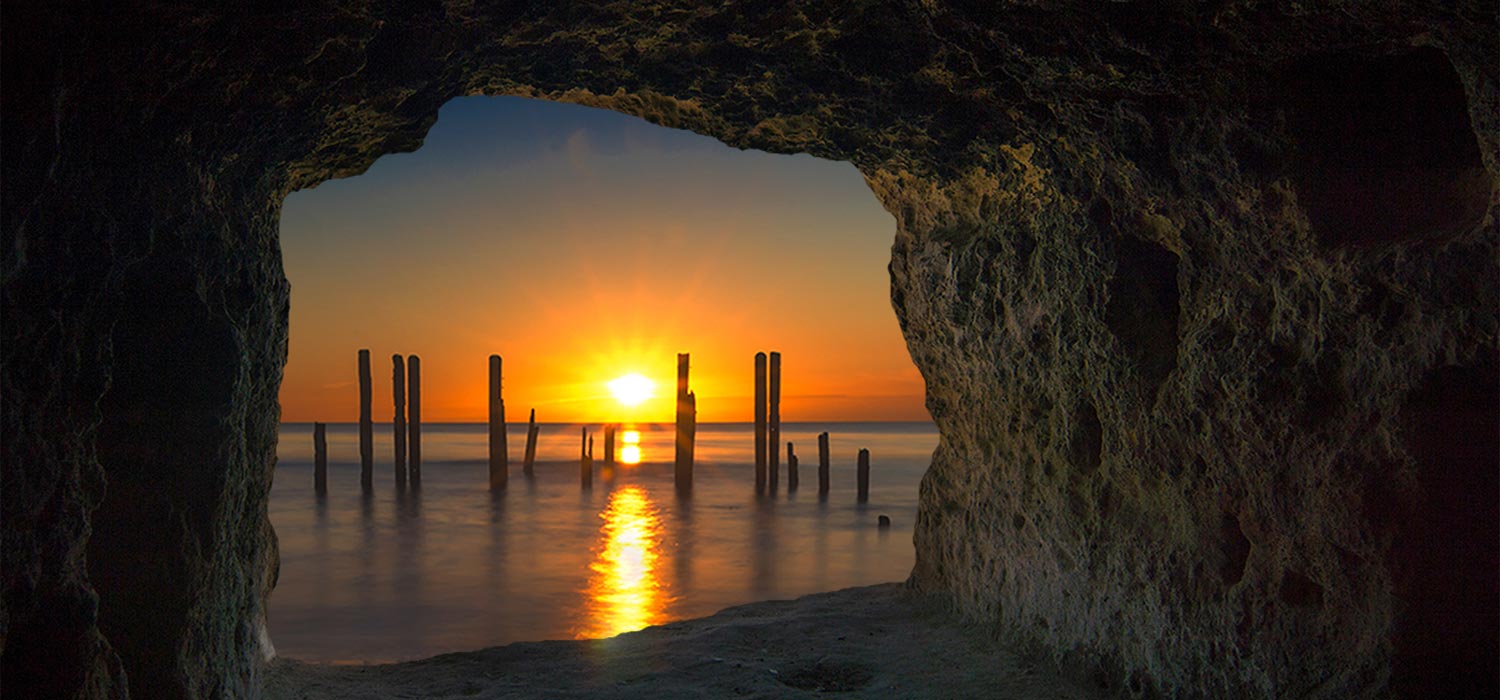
top-left (268, 421), bottom-right (937, 662)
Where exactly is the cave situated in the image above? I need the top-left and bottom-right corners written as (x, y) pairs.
top-left (1282, 46), bottom-right (1491, 248)
top-left (3, 3), bottom-right (1496, 699)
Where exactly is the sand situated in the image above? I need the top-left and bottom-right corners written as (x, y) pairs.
top-left (263, 584), bottom-right (1109, 699)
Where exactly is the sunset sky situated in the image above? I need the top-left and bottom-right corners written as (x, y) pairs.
top-left (277, 96), bottom-right (925, 423)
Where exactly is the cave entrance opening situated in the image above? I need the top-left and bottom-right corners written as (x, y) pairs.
top-left (267, 95), bottom-right (934, 662)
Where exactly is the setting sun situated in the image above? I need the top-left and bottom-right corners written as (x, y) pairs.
top-left (608, 373), bottom-right (656, 408)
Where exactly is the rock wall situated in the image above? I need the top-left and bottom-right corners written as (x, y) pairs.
top-left (3, 2), bottom-right (1494, 698)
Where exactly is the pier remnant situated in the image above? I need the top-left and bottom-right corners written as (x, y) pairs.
top-left (488, 355), bottom-right (508, 492)
top-left (818, 432), bottom-right (831, 498)
top-left (769, 351), bottom-right (781, 493)
top-left (408, 355), bottom-right (422, 489)
top-left (755, 352), bottom-right (767, 494)
top-left (857, 448), bottom-right (871, 503)
top-left (313, 422), bottom-right (328, 497)
top-left (787, 442), bottom-right (799, 492)
top-left (603, 424), bottom-right (616, 467)
top-left (675, 353), bottom-right (696, 492)
top-left (580, 427), bottom-right (593, 489)
top-left (392, 355), bottom-right (407, 491)
top-left (358, 349), bottom-right (373, 493)
top-left (523, 408), bottom-right (539, 477)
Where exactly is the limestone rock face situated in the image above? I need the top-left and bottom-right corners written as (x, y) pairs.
top-left (3, 2), bottom-right (1495, 698)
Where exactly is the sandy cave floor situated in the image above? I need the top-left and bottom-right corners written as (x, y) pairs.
top-left (264, 583), bottom-right (1111, 699)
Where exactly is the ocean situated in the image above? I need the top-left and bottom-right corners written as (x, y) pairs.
top-left (268, 421), bottom-right (937, 662)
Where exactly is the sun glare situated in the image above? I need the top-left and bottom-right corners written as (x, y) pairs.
top-left (608, 373), bottom-right (656, 408)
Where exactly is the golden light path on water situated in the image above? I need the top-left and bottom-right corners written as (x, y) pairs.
top-left (578, 486), bottom-right (668, 638)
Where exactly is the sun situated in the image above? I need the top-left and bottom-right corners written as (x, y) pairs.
top-left (607, 373), bottom-right (656, 408)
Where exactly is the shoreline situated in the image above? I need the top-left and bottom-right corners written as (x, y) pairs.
top-left (264, 583), bottom-right (1107, 699)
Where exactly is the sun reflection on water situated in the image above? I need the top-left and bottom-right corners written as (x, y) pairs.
top-left (578, 486), bottom-right (669, 638)
top-left (619, 430), bottom-right (642, 465)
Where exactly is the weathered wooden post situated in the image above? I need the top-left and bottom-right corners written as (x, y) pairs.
top-left (603, 425), bottom-right (616, 467)
top-left (675, 353), bottom-right (695, 492)
top-left (523, 408), bottom-right (539, 477)
top-left (754, 352), bottom-right (767, 494)
top-left (313, 422), bottom-right (328, 497)
top-left (768, 351), bottom-right (781, 493)
top-left (393, 354), bottom-right (407, 491)
top-left (580, 426), bottom-right (592, 490)
top-left (817, 431), bottom-right (831, 498)
top-left (787, 441), bottom-right (799, 492)
top-left (408, 355), bottom-right (422, 489)
top-left (358, 349), bottom-right (373, 493)
top-left (488, 355), bottom-right (508, 492)
top-left (857, 448), bottom-right (871, 504)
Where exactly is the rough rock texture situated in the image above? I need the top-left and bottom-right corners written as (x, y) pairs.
top-left (3, 2), bottom-right (1495, 699)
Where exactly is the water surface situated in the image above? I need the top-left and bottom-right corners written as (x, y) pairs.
top-left (269, 421), bottom-right (936, 662)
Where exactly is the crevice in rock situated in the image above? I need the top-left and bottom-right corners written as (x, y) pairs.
top-left (1219, 513), bottom-right (1251, 589)
top-left (1387, 360), bottom-right (1499, 699)
top-left (1282, 47), bottom-right (1490, 248)
top-left (1103, 236), bottom-right (1180, 395)
top-left (1069, 401), bottom-right (1102, 476)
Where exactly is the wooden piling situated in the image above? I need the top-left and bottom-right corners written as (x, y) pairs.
top-left (408, 355), bottom-right (422, 489)
top-left (857, 448), bottom-right (871, 504)
top-left (488, 355), bottom-right (508, 492)
top-left (523, 408), bottom-right (539, 477)
top-left (675, 353), bottom-right (695, 492)
top-left (754, 352), bottom-right (767, 494)
top-left (817, 431), bottom-right (831, 498)
top-left (787, 441), bottom-right (799, 492)
top-left (580, 427), bottom-right (593, 489)
top-left (604, 425), bottom-right (616, 467)
top-left (393, 355), bottom-right (407, 491)
top-left (768, 351), bottom-right (781, 493)
top-left (313, 422), bottom-right (328, 497)
top-left (358, 349), bottom-right (373, 493)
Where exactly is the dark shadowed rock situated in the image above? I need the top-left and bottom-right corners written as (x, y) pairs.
top-left (2, 2), bottom-right (1495, 698)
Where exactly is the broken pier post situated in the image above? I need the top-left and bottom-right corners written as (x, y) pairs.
top-left (754, 352), bottom-right (767, 494)
top-left (393, 355), bottom-right (407, 491)
top-left (768, 351), bottom-right (780, 493)
top-left (787, 441), bottom-right (799, 492)
top-left (523, 408), bottom-right (539, 477)
top-left (603, 424), bottom-right (616, 467)
top-left (857, 448), bottom-right (870, 504)
top-left (408, 355), bottom-right (422, 489)
top-left (675, 353), bottom-right (695, 492)
top-left (488, 355), bottom-right (508, 492)
top-left (358, 349), bottom-right (373, 493)
top-left (580, 426), bottom-right (592, 490)
top-left (817, 431), bottom-right (831, 499)
top-left (313, 422), bottom-right (328, 497)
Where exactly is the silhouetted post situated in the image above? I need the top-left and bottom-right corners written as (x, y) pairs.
top-left (408, 355), bottom-right (422, 489)
top-left (523, 408), bottom-right (539, 477)
top-left (857, 448), bottom-right (871, 504)
top-left (358, 349), bottom-right (373, 493)
top-left (393, 355), bottom-right (407, 491)
top-left (603, 425), bottom-right (616, 467)
top-left (769, 351), bottom-right (781, 492)
top-left (754, 352), bottom-right (767, 494)
top-left (787, 442), bottom-right (799, 492)
top-left (675, 353), bottom-right (696, 492)
top-left (580, 427), bottom-right (593, 490)
top-left (817, 431), bottom-right (831, 498)
top-left (488, 355), bottom-right (508, 492)
top-left (313, 422), bottom-right (328, 497)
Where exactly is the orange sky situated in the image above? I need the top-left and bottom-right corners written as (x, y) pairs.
top-left (277, 97), bottom-right (927, 423)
